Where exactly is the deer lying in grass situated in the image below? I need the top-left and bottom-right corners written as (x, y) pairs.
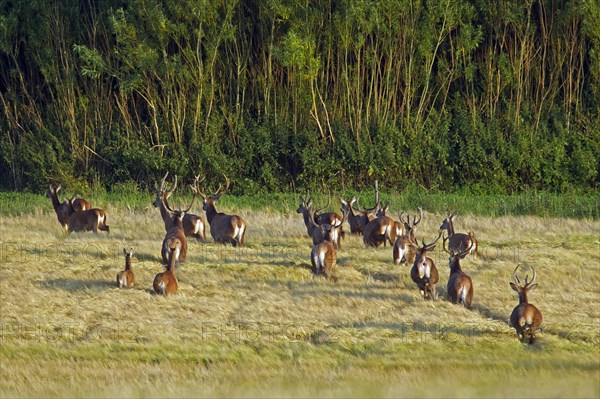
top-left (439, 211), bottom-right (479, 258)
top-left (408, 232), bottom-right (442, 300)
top-left (363, 204), bottom-right (397, 248)
top-left (200, 176), bottom-right (247, 247)
top-left (444, 239), bottom-right (474, 308)
top-left (160, 179), bottom-right (198, 265)
top-left (393, 208), bottom-right (423, 265)
top-left (510, 265), bottom-right (543, 344)
top-left (153, 172), bottom-right (206, 241)
top-left (154, 241), bottom-right (179, 295)
top-left (116, 248), bottom-right (136, 289)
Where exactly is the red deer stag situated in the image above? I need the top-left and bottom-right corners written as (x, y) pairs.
top-left (116, 247), bottom-right (136, 289)
top-left (444, 240), bottom-right (474, 308)
top-left (363, 204), bottom-right (397, 248)
top-left (47, 184), bottom-right (71, 231)
top-left (200, 176), bottom-right (247, 247)
top-left (509, 265), bottom-right (543, 344)
top-left (393, 208), bottom-right (423, 265)
top-left (154, 241), bottom-right (179, 295)
top-left (340, 196), bottom-right (378, 235)
top-left (306, 207), bottom-right (348, 250)
top-left (160, 179), bottom-right (198, 265)
top-left (408, 232), bottom-right (442, 300)
top-left (439, 211), bottom-right (479, 258)
top-left (153, 172), bottom-right (206, 241)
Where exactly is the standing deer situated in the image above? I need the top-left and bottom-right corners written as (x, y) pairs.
top-left (444, 240), bottom-right (474, 308)
top-left (408, 232), bottom-right (442, 300)
top-left (47, 185), bottom-right (71, 231)
top-left (153, 172), bottom-right (206, 241)
top-left (509, 265), bottom-right (543, 344)
top-left (439, 211), bottom-right (479, 257)
top-left (116, 248), bottom-right (136, 289)
top-left (154, 241), bottom-right (179, 295)
top-left (340, 196), bottom-right (378, 235)
top-left (199, 176), bottom-right (247, 247)
top-left (363, 204), bottom-right (397, 248)
top-left (393, 208), bottom-right (423, 265)
top-left (160, 179), bottom-right (198, 265)
top-left (65, 200), bottom-right (110, 234)
top-left (308, 210), bottom-right (343, 279)
top-left (305, 207), bottom-right (348, 250)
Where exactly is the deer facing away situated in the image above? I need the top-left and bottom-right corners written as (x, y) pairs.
top-left (117, 248), bottom-right (136, 289)
top-left (509, 265), bottom-right (543, 344)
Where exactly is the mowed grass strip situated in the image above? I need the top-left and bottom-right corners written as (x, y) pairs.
top-left (0, 201), bottom-right (599, 398)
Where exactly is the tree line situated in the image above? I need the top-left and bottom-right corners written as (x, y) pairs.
top-left (1, 0), bottom-right (598, 194)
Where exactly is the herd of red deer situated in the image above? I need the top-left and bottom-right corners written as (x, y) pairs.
top-left (47, 178), bottom-right (542, 344)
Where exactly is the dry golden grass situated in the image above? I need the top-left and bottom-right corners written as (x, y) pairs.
top-left (0, 201), bottom-right (599, 398)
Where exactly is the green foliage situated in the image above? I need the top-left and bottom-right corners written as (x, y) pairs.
top-left (0, 0), bottom-right (598, 194)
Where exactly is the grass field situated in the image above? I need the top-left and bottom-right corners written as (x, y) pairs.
top-left (0, 193), bottom-right (599, 398)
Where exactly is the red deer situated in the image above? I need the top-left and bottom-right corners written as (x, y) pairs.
top-left (439, 211), bottom-right (479, 257)
top-left (509, 265), bottom-right (543, 344)
top-left (68, 194), bottom-right (92, 212)
top-left (199, 176), bottom-right (247, 247)
top-left (309, 210), bottom-right (343, 279)
top-left (65, 200), bottom-right (109, 234)
top-left (393, 208), bottom-right (423, 265)
top-left (154, 241), bottom-right (179, 295)
top-left (297, 192), bottom-right (343, 234)
top-left (407, 232), bottom-right (442, 300)
top-left (160, 180), bottom-right (198, 265)
top-left (306, 207), bottom-right (348, 249)
top-left (363, 204), bottom-right (397, 248)
top-left (47, 184), bottom-right (71, 231)
top-left (116, 248), bottom-right (136, 289)
top-left (311, 240), bottom-right (337, 279)
top-left (443, 239), bottom-right (474, 308)
top-left (340, 196), bottom-right (378, 235)
top-left (153, 172), bottom-right (206, 241)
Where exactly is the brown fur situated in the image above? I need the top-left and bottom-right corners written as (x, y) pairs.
top-left (509, 266), bottom-right (543, 344)
top-left (408, 233), bottom-right (442, 300)
top-left (46, 185), bottom-right (71, 231)
top-left (311, 240), bottom-right (337, 279)
top-left (153, 173), bottom-right (206, 241)
top-left (116, 248), bottom-right (136, 289)
top-left (67, 208), bottom-right (109, 233)
top-left (439, 211), bottom-right (478, 258)
top-left (154, 241), bottom-right (179, 295)
top-left (340, 196), bottom-right (375, 235)
top-left (446, 251), bottom-right (474, 308)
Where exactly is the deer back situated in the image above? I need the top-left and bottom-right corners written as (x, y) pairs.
top-left (67, 208), bottom-right (109, 233)
top-left (311, 240), bottom-right (336, 278)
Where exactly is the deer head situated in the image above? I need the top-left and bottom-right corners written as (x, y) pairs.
top-left (510, 265), bottom-right (538, 304)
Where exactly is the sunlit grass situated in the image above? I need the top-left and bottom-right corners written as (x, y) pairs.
top-left (0, 195), bottom-right (599, 397)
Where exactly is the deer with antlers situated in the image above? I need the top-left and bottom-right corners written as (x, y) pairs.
top-left (297, 191), bottom-right (343, 236)
top-left (116, 248), bottom-right (136, 289)
top-left (363, 204), bottom-right (397, 248)
top-left (199, 176), bottom-right (247, 247)
top-left (160, 178), bottom-right (198, 265)
top-left (510, 265), bottom-right (543, 344)
top-left (340, 196), bottom-right (378, 235)
top-left (153, 172), bottom-right (206, 241)
top-left (393, 208), bottom-right (423, 265)
top-left (439, 211), bottom-right (479, 258)
top-left (408, 232), bottom-right (442, 300)
top-left (443, 239), bottom-right (474, 308)
top-left (154, 241), bottom-right (179, 295)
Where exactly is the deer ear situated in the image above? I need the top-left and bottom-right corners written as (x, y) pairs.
top-left (123, 248), bottom-right (127, 256)
top-left (527, 283), bottom-right (538, 292)
top-left (509, 282), bottom-right (519, 292)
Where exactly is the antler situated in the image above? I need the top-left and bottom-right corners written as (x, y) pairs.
top-left (162, 175), bottom-right (178, 213)
top-left (313, 188), bottom-right (332, 214)
top-left (214, 175), bottom-right (231, 196)
top-left (422, 231), bottom-right (442, 251)
top-left (512, 265), bottom-right (522, 286)
top-left (414, 207), bottom-right (424, 227)
top-left (181, 176), bottom-right (199, 213)
top-left (525, 267), bottom-right (537, 288)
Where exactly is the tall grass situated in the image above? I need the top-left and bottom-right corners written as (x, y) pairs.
top-left (2, 189), bottom-right (598, 219)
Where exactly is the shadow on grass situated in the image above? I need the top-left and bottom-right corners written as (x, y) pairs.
top-left (35, 278), bottom-right (116, 292)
